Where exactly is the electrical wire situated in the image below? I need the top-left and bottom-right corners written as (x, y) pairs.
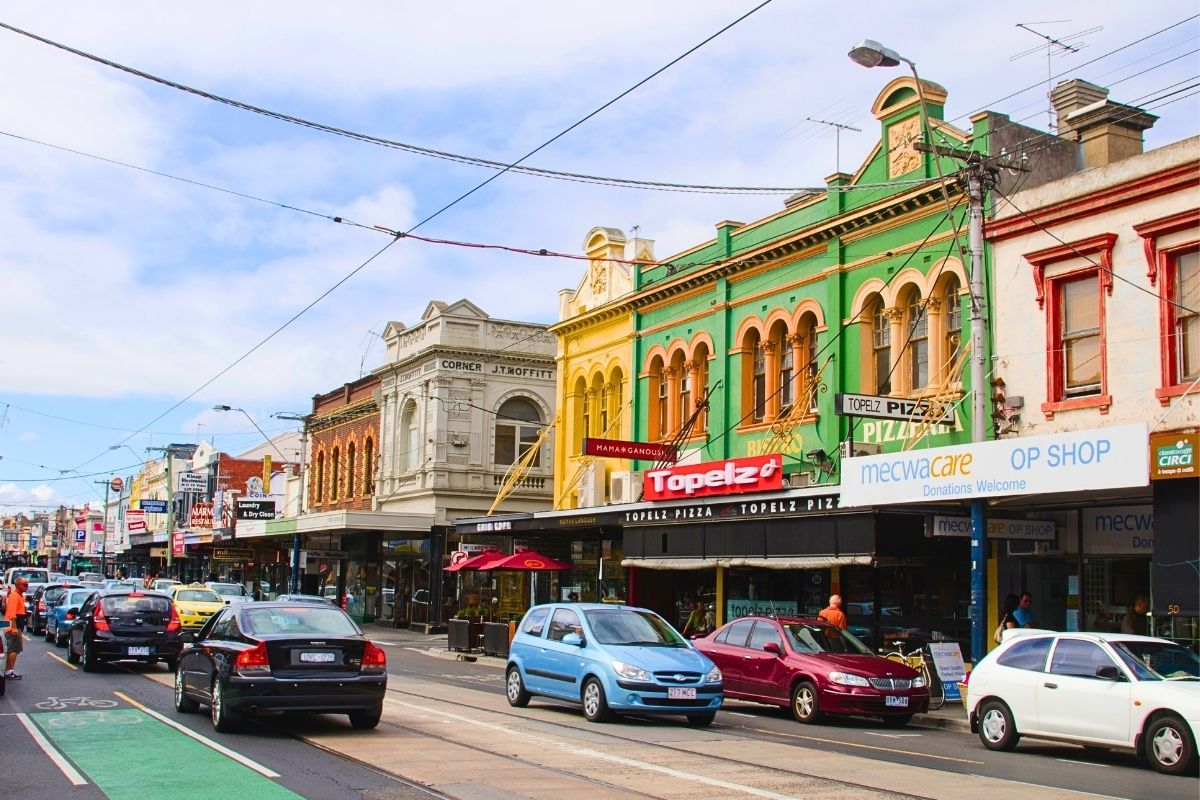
top-left (1, 461), bottom-right (147, 482)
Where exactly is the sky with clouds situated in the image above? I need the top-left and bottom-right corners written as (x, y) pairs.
top-left (0, 1), bottom-right (1196, 514)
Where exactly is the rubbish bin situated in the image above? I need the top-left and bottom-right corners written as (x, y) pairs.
top-left (482, 622), bottom-right (510, 657)
top-left (448, 618), bottom-right (472, 652)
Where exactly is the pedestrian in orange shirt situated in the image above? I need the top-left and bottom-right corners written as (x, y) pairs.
top-left (818, 594), bottom-right (848, 630)
top-left (4, 577), bottom-right (29, 679)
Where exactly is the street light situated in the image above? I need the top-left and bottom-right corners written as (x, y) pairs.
top-left (212, 405), bottom-right (289, 463)
top-left (271, 411), bottom-right (309, 595)
top-left (849, 39), bottom-right (990, 662)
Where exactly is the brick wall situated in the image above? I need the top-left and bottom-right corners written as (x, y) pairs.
top-left (309, 413), bottom-right (380, 512)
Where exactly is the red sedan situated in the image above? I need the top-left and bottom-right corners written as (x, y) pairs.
top-left (693, 615), bottom-right (930, 727)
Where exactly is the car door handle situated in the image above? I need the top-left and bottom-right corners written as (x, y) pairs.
top-left (744, 655), bottom-right (753, 660)
top-left (1043, 682), bottom-right (1058, 689)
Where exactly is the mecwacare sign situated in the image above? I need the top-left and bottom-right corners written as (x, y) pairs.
top-left (177, 472), bottom-right (207, 493)
top-left (834, 392), bottom-right (955, 425)
top-left (583, 438), bottom-right (678, 462)
top-left (235, 499), bottom-right (276, 520)
top-left (840, 423), bottom-right (1148, 507)
top-left (930, 515), bottom-right (1056, 541)
top-left (643, 454), bottom-right (784, 502)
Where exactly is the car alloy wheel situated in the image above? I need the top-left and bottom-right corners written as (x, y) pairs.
top-left (174, 668), bottom-right (198, 713)
top-left (1146, 715), bottom-right (1195, 775)
top-left (210, 679), bottom-right (240, 732)
top-left (978, 700), bottom-right (1020, 751)
top-left (581, 677), bottom-right (611, 723)
top-left (791, 681), bottom-right (821, 724)
top-left (66, 638), bottom-right (80, 664)
top-left (82, 643), bottom-right (99, 673)
top-left (506, 667), bottom-right (530, 708)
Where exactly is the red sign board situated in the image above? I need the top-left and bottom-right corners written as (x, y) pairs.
top-left (643, 454), bottom-right (784, 501)
top-left (172, 532), bottom-right (186, 557)
top-left (189, 502), bottom-right (214, 529)
top-left (126, 509), bottom-right (146, 532)
top-left (583, 438), bottom-right (678, 462)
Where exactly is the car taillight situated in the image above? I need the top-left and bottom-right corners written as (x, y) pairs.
top-left (38, 601), bottom-right (46, 612)
top-left (166, 606), bottom-right (181, 633)
top-left (234, 641), bottom-right (271, 675)
top-left (361, 641), bottom-right (387, 673)
top-left (93, 605), bottom-right (110, 632)
top-left (340, 594), bottom-right (348, 611)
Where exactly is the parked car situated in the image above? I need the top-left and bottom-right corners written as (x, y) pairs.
top-left (152, 578), bottom-right (181, 593)
top-left (966, 629), bottom-right (1199, 775)
top-left (204, 582), bottom-right (251, 604)
top-left (46, 588), bottom-right (96, 647)
top-left (29, 581), bottom-right (84, 635)
top-left (77, 572), bottom-right (105, 583)
top-left (273, 593), bottom-right (335, 605)
top-left (2, 566), bottom-right (51, 594)
top-left (65, 589), bottom-right (183, 672)
top-left (169, 585), bottom-right (226, 630)
top-left (693, 616), bottom-right (929, 727)
top-left (174, 601), bottom-right (387, 732)
top-left (506, 603), bottom-right (723, 725)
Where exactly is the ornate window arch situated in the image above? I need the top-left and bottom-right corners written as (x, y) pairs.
top-left (897, 283), bottom-right (928, 393)
top-left (314, 450), bottom-right (325, 504)
top-left (647, 354), bottom-right (667, 440)
top-left (347, 439), bottom-right (357, 498)
top-left (363, 436), bottom-right (375, 496)
top-left (690, 340), bottom-right (710, 433)
top-left (399, 398), bottom-right (419, 472)
top-left (866, 293), bottom-right (892, 395)
top-left (331, 446), bottom-right (341, 501)
top-left (494, 395), bottom-right (544, 467)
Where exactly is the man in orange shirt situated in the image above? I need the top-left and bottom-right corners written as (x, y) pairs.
top-left (818, 594), bottom-right (848, 630)
top-left (4, 577), bottom-right (29, 679)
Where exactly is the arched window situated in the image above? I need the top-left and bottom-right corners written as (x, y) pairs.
top-left (571, 377), bottom-right (587, 454)
top-left (869, 296), bottom-right (892, 395)
top-left (331, 447), bottom-right (341, 501)
top-left (648, 356), bottom-right (666, 440)
top-left (607, 367), bottom-right (624, 438)
top-left (943, 276), bottom-right (963, 379)
top-left (796, 313), bottom-right (818, 412)
top-left (590, 373), bottom-right (605, 438)
top-left (495, 397), bottom-right (543, 467)
top-left (671, 351), bottom-right (688, 432)
top-left (691, 343), bottom-right (709, 432)
top-left (363, 438), bottom-right (374, 496)
top-left (400, 399), bottom-right (418, 472)
top-left (769, 321), bottom-right (791, 415)
top-left (315, 451), bottom-right (325, 503)
top-left (902, 288), bottom-right (929, 392)
top-left (740, 329), bottom-right (765, 424)
top-left (347, 441), bottom-right (357, 497)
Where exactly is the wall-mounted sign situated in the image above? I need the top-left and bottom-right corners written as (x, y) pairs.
top-left (235, 500), bottom-right (276, 520)
top-left (126, 509), bottom-right (146, 532)
top-left (177, 472), bottom-right (207, 494)
top-left (623, 493), bottom-right (840, 525)
top-left (440, 359), bottom-right (482, 372)
top-left (212, 548), bottom-right (253, 561)
top-left (583, 438), bottom-right (678, 462)
top-left (643, 454), bottom-right (784, 502)
top-left (841, 423), bottom-right (1148, 507)
top-left (189, 502), bottom-right (214, 529)
top-left (1082, 505), bottom-right (1153, 555)
top-left (74, 529), bottom-right (87, 542)
top-left (110, 476), bottom-right (124, 493)
top-left (172, 532), bottom-right (185, 557)
top-left (930, 515), bottom-right (1056, 541)
top-left (1150, 429), bottom-right (1197, 480)
top-left (835, 392), bottom-right (955, 425)
top-left (139, 499), bottom-right (168, 514)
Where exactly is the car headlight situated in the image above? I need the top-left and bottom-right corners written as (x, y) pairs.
top-left (611, 660), bottom-right (651, 682)
top-left (705, 665), bottom-right (723, 684)
top-left (828, 671), bottom-right (870, 687)
top-left (912, 675), bottom-right (926, 688)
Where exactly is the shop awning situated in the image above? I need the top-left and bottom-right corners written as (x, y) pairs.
top-left (621, 555), bottom-right (872, 570)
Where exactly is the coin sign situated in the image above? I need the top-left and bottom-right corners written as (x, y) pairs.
top-left (110, 476), bottom-right (124, 493)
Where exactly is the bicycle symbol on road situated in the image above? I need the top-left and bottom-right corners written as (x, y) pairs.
top-left (34, 696), bottom-right (119, 711)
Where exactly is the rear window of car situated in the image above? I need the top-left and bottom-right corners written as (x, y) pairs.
top-left (241, 606), bottom-right (359, 636)
top-left (9, 569), bottom-right (48, 583)
top-left (208, 583), bottom-right (244, 596)
top-left (996, 637), bottom-right (1052, 671)
top-left (103, 595), bottom-right (171, 615)
top-left (521, 607), bottom-right (550, 637)
top-left (175, 590), bottom-right (222, 602)
top-left (64, 590), bottom-right (94, 607)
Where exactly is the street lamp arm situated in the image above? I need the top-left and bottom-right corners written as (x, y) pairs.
top-left (214, 405), bottom-right (290, 463)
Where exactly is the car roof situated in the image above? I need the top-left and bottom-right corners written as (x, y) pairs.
top-left (1000, 628), bottom-right (1179, 646)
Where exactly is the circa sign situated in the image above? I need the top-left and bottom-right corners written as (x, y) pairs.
top-left (835, 392), bottom-right (955, 425)
top-left (643, 454), bottom-right (784, 502)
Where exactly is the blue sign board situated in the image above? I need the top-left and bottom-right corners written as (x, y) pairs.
top-left (140, 499), bottom-right (169, 514)
top-left (74, 529), bottom-right (86, 542)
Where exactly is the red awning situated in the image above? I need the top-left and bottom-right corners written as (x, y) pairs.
top-left (444, 549), bottom-right (507, 572)
top-left (477, 550), bottom-right (574, 572)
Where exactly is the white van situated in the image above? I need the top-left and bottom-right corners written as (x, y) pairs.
top-left (2, 566), bottom-right (51, 591)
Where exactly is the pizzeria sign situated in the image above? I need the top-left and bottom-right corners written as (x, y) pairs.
top-left (643, 454), bottom-right (784, 501)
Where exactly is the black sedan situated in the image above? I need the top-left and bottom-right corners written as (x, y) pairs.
top-left (174, 601), bottom-right (387, 732)
top-left (66, 589), bottom-right (183, 672)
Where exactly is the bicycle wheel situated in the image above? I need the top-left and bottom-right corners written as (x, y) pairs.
top-left (923, 659), bottom-right (945, 711)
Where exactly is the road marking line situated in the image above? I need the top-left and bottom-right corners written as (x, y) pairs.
top-left (16, 713), bottom-right (88, 786)
top-left (112, 691), bottom-right (281, 779)
top-left (45, 651), bottom-right (78, 671)
top-left (1056, 758), bottom-right (1110, 767)
top-left (386, 697), bottom-right (805, 800)
top-left (725, 711), bottom-right (757, 717)
top-left (743, 725), bottom-right (984, 764)
top-left (863, 732), bottom-right (922, 739)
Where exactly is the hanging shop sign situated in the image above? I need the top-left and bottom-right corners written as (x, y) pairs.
top-left (583, 438), bottom-right (678, 462)
top-left (189, 502), bottom-right (214, 529)
top-left (176, 472), bottom-right (207, 494)
top-left (139, 499), bottom-right (168, 514)
top-left (643, 454), bottom-right (784, 502)
top-left (1150, 429), bottom-right (1197, 480)
top-left (125, 509), bottom-right (146, 532)
top-left (841, 423), bottom-right (1148, 507)
top-left (929, 515), bottom-right (1056, 541)
top-left (236, 499), bottom-right (276, 520)
top-left (1081, 505), bottom-right (1153, 556)
top-left (834, 392), bottom-right (955, 425)
top-left (171, 532), bottom-right (185, 557)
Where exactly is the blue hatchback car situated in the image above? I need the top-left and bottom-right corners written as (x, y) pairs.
top-left (506, 603), bottom-right (723, 725)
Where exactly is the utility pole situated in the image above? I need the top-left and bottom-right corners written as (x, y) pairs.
top-left (146, 445), bottom-right (190, 579)
top-left (93, 478), bottom-right (111, 577)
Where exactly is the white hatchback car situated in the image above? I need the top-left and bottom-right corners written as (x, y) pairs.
top-left (966, 629), bottom-right (1199, 775)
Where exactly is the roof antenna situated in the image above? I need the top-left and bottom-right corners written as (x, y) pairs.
top-left (1011, 21), bottom-right (1103, 131)
top-left (805, 117), bottom-right (863, 175)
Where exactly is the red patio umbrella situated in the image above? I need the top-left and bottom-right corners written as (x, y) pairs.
top-left (444, 549), bottom-right (507, 572)
top-left (477, 550), bottom-right (574, 572)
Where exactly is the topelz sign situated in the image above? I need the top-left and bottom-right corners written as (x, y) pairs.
top-left (643, 454), bottom-right (784, 501)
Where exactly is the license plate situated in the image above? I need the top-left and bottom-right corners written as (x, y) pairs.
top-left (300, 652), bottom-right (336, 663)
top-left (885, 695), bottom-right (909, 707)
top-left (127, 646), bottom-right (152, 656)
top-left (667, 687), bottom-right (696, 699)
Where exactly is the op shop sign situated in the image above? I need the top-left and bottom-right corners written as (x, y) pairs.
top-left (840, 423), bottom-right (1148, 507)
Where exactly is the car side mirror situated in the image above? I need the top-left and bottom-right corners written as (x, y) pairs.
top-left (763, 641), bottom-right (782, 656)
top-left (179, 631), bottom-right (196, 644)
top-left (1095, 665), bottom-right (1124, 681)
top-left (562, 632), bottom-right (586, 647)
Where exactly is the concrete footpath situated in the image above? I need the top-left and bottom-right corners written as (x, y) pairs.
top-left (363, 622), bottom-right (972, 733)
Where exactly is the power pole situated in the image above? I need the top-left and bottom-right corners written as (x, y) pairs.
top-left (93, 478), bottom-right (111, 577)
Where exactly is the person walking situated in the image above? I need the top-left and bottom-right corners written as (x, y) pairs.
top-left (1013, 592), bottom-right (1035, 628)
top-left (995, 593), bottom-right (1021, 642)
top-left (4, 577), bottom-right (29, 680)
top-left (681, 601), bottom-right (707, 636)
top-left (818, 594), bottom-right (848, 630)
top-left (1121, 595), bottom-right (1151, 635)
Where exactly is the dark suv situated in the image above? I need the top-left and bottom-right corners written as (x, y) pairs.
top-left (66, 590), bottom-right (183, 672)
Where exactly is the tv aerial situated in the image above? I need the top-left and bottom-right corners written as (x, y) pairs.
top-left (1012, 21), bottom-right (1103, 131)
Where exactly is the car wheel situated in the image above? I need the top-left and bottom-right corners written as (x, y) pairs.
top-left (791, 681), bottom-right (822, 724)
top-left (581, 677), bottom-right (611, 723)
top-left (55, 630), bottom-right (67, 648)
top-left (978, 700), bottom-right (1019, 751)
top-left (82, 643), bottom-right (100, 673)
top-left (210, 678), bottom-right (241, 733)
top-left (0, 674), bottom-right (5, 697)
top-left (174, 668), bottom-right (198, 713)
top-left (348, 706), bottom-right (383, 730)
top-left (44, 626), bottom-right (54, 642)
top-left (881, 714), bottom-right (914, 728)
top-left (1145, 714), bottom-right (1196, 775)
top-left (506, 666), bottom-right (531, 708)
top-left (686, 712), bottom-right (716, 727)
top-left (66, 639), bottom-right (80, 664)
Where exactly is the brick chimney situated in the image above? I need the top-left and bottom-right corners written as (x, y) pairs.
top-left (1050, 79), bottom-right (1157, 168)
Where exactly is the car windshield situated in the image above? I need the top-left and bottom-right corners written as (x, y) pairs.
top-left (1111, 639), bottom-right (1200, 680)
top-left (242, 606), bottom-right (359, 636)
top-left (208, 583), bottom-right (245, 596)
top-left (175, 590), bottom-right (221, 603)
top-left (583, 608), bottom-right (687, 647)
top-left (783, 622), bottom-right (873, 655)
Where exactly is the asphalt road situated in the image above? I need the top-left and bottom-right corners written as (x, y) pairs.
top-left (0, 631), bottom-right (442, 800)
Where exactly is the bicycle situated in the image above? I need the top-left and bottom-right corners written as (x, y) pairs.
top-left (882, 641), bottom-right (945, 711)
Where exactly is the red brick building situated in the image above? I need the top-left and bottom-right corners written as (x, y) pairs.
top-left (308, 375), bottom-right (381, 513)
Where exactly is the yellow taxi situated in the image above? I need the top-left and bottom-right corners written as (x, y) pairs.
top-left (169, 584), bottom-right (226, 629)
